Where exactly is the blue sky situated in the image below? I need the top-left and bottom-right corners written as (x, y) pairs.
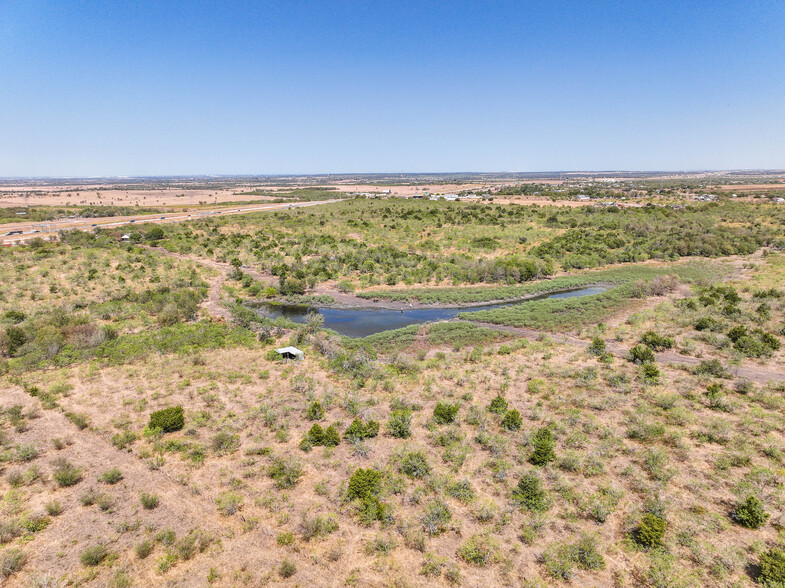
top-left (1, 0), bottom-right (783, 176)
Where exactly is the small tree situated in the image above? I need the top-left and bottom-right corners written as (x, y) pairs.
top-left (587, 337), bottom-right (606, 356)
top-left (760, 548), bottom-right (785, 586)
top-left (731, 495), bottom-right (769, 529)
top-left (433, 402), bottom-right (459, 425)
top-left (629, 344), bottom-right (655, 364)
top-left (512, 472), bottom-right (549, 512)
top-left (530, 427), bottom-right (556, 466)
top-left (148, 406), bottom-right (184, 433)
top-left (347, 468), bottom-right (382, 501)
top-left (634, 513), bottom-right (666, 548)
top-left (501, 409), bottom-right (522, 431)
top-left (388, 410), bottom-right (412, 439)
top-left (306, 401), bottom-right (324, 421)
top-left (488, 395), bottom-right (508, 414)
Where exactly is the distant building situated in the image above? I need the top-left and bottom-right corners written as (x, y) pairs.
top-left (575, 194), bottom-right (591, 201)
top-left (442, 194), bottom-right (460, 201)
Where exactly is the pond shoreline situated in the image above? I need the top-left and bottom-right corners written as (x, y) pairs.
top-left (262, 282), bottom-right (614, 311)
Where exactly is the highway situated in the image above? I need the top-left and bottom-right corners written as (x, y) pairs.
top-left (0, 199), bottom-right (339, 245)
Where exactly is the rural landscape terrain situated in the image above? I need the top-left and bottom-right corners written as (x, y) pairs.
top-left (3, 171), bottom-right (785, 588)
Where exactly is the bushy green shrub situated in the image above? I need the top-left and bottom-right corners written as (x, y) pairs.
top-left (79, 544), bottom-right (108, 566)
top-left (731, 495), bottom-right (769, 529)
top-left (52, 459), bottom-right (82, 487)
top-left (344, 418), bottom-right (379, 443)
top-left (501, 409), bottom-right (522, 431)
top-left (388, 410), bottom-right (412, 438)
top-left (348, 468), bottom-right (382, 501)
top-left (640, 331), bottom-right (675, 351)
top-left (487, 395), bottom-right (508, 414)
top-left (399, 450), bottom-right (430, 479)
top-left (433, 402), bottom-right (459, 425)
top-left (457, 534), bottom-right (501, 567)
top-left (269, 457), bottom-right (303, 489)
top-left (306, 401), bottom-right (324, 420)
top-left (634, 513), bottom-right (666, 548)
top-left (588, 337), bottom-right (606, 356)
top-left (759, 547), bottom-right (785, 586)
top-left (512, 472), bottom-right (549, 512)
top-left (140, 493), bottom-right (159, 509)
top-left (99, 467), bottom-right (123, 485)
top-left (694, 316), bottom-right (721, 331)
top-left (629, 344), bottom-right (655, 364)
top-left (421, 499), bottom-right (452, 536)
top-left (323, 424), bottom-right (341, 447)
top-left (530, 427), bottom-right (556, 466)
top-left (148, 406), bottom-right (184, 433)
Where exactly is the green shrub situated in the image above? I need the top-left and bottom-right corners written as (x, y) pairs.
top-left (269, 457), bottom-right (303, 489)
top-left (306, 401), bottom-right (324, 421)
top-left (279, 559), bottom-right (296, 578)
top-left (629, 344), bottom-right (655, 364)
top-left (694, 316), bottom-right (721, 331)
top-left (501, 409), bottom-right (522, 431)
top-left (731, 495), bottom-right (769, 529)
top-left (148, 406), bottom-right (184, 433)
top-left (529, 427), bottom-right (556, 466)
top-left (301, 513), bottom-right (339, 540)
top-left (348, 468), bottom-right (382, 501)
top-left (0, 548), bottom-right (25, 580)
top-left (388, 410), bottom-right (412, 438)
top-left (79, 544), bottom-right (108, 566)
top-left (399, 451), bottom-right (430, 479)
top-left (487, 395), bottom-right (508, 414)
top-left (641, 363), bottom-right (660, 383)
top-left (543, 534), bottom-right (605, 580)
top-left (140, 493), bottom-right (159, 509)
top-left (512, 472), bottom-right (549, 512)
top-left (215, 492), bottom-right (243, 515)
top-left (323, 424), bottom-right (341, 447)
top-left (634, 513), bottom-right (666, 548)
top-left (44, 500), bottom-right (63, 516)
top-left (100, 468), bottom-right (123, 485)
top-left (305, 423), bottom-right (324, 446)
top-left (433, 402), bottom-right (459, 425)
top-left (65, 412), bottom-right (90, 430)
top-left (344, 418), bottom-right (379, 443)
top-left (421, 499), bottom-right (452, 536)
top-left (640, 331), bottom-right (675, 351)
top-left (694, 358), bottom-right (729, 378)
top-left (277, 531), bottom-right (295, 546)
top-left (446, 479), bottom-right (476, 503)
top-left (587, 337), bottom-right (606, 356)
top-left (457, 534), bottom-right (501, 567)
top-left (135, 540), bottom-right (154, 559)
top-left (52, 459), bottom-right (82, 487)
top-left (759, 548), bottom-right (785, 586)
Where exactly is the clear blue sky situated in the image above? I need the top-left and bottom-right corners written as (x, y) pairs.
top-left (1, 0), bottom-right (783, 176)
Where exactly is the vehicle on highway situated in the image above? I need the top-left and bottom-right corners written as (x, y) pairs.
top-left (4, 230), bottom-right (23, 236)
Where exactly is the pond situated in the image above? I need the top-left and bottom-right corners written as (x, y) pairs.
top-left (251, 286), bottom-right (606, 338)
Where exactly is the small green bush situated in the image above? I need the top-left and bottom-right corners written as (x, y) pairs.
top-left (276, 531), bottom-right (294, 546)
top-left (640, 331), bottom-right (675, 351)
top-left (501, 409), bottom-right (522, 431)
top-left (433, 402), bottom-right (459, 425)
top-left (306, 401), bottom-right (324, 421)
top-left (323, 424), bottom-right (341, 447)
top-left (731, 495), bottom-right (769, 529)
top-left (0, 548), bottom-right (25, 580)
top-left (52, 459), bottom-right (82, 487)
top-left (399, 450), bottom-right (430, 479)
top-left (99, 468), bottom-right (123, 485)
top-left (348, 468), bottom-right (382, 501)
top-left (269, 457), bottom-right (303, 489)
top-left (629, 344), bottom-right (655, 364)
top-left (457, 534), bottom-right (501, 567)
top-left (344, 418), bottom-right (379, 443)
top-left (487, 395), bottom-right (508, 414)
top-left (530, 427), bottom-right (556, 466)
top-left (388, 410), bottom-right (412, 438)
top-left (421, 499), bottom-right (452, 536)
top-left (135, 540), bottom-right (153, 559)
top-left (215, 491), bottom-right (243, 515)
top-left (759, 547), bottom-right (785, 586)
top-left (512, 472), bottom-right (549, 512)
top-left (148, 406), bottom-right (184, 433)
top-left (140, 493), bottom-right (159, 510)
top-left (587, 337), bottom-right (606, 356)
top-left (79, 544), bottom-right (108, 567)
top-left (65, 412), bottom-right (90, 430)
top-left (279, 559), bottom-right (296, 578)
top-left (634, 513), bottom-right (666, 548)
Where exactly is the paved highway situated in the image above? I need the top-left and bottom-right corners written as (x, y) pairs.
top-left (0, 200), bottom-right (338, 245)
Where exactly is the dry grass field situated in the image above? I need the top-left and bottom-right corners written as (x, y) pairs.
top-left (3, 196), bottom-right (785, 587)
